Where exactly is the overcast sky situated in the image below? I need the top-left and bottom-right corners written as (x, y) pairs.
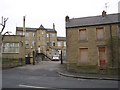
top-left (0, 0), bottom-right (119, 37)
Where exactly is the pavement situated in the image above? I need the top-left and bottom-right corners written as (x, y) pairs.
top-left (57, 63), bottom-right (120, 81)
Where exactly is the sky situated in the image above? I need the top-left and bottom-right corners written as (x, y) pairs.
top-left (0, 0), bottom-right (120, 37)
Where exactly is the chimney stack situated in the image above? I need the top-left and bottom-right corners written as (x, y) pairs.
top-left (102, 10), bottom-right (107, 17)
top-left (53, 23), bottom-right (55, 30)
top-left (23, 16), bottom-right (26, 36)
top-left (65, 15), bottom-right (70, 22)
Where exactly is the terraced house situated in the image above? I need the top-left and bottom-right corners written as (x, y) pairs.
top-left (66, 11), bottom-right (120, 74)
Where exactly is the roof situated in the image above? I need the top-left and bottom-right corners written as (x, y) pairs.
top-left (46, 28), bottom-right (57, 33)
top-left (16, 27), bottom-right (37, 32)
top-left (16, 26), bottom-right (57, 33)
top-left (37, 24), bottom-right (46, 30)
top-left (66, 13), bottom-right (120, 28)
top-left (57, 37), bottom-right (66, 41)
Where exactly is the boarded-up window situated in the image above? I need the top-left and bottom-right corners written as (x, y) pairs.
top-left (96, 28), bottom-right (104, 40)
top-left (98, 47), bottom-right (106, 67)
top-left (79, 29), bottom-right (87, 41)
top-left (79, 48), bottom-right (88, 64)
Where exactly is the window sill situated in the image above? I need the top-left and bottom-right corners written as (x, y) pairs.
top-left (2, 52), bottom-right (19, 54)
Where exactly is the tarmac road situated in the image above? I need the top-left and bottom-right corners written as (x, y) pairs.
top-left (2, 61), bottom-right (119, 89)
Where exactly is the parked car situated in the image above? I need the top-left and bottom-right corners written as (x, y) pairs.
top-left (52, 55), bottom-right (59, 61)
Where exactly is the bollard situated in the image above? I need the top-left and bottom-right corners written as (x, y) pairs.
top-left (33, 51), bottom-right (35, 65)
top-left (61, 50), bottom-right (63, 64)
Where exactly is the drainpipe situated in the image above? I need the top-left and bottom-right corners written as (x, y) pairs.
top-left (109, 24), bottom-right (114, 67)
top-left (118, 24), bottom-right (120, 69)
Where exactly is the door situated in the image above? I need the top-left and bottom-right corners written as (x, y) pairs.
top-left (98, 47), bottom-right (107, 69)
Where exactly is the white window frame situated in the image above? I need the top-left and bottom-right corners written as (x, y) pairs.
top-left (26, 32), bottom-right (29, 37)
top-left (58, 42), bottom-right (61, 47)
top-left (3, 43), bottom-right (19, 53)
top-left (47, 34), bottom-right (49, 38)
top-left (64, 42), bottom-right (66, 47)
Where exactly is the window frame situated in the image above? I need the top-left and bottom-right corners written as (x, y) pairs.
top-left (79, 29), bottom-right (88, 41)
top-left (26, 32), bottom-right (29, 37)
top-left (96, 27), bottom-right (105, 41)
top-left (57, 41), bottom-right (61, 47)
top-left (52, 41), bottom-right (55, 46)
top-left (79, 48), bottom-right (89, 64)
top-left (2, 43), bottom-right (19, 53)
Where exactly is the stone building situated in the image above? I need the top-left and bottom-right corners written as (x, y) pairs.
top-left (2, 35), bottom-right (25, 68)
top-left (16, 24), bottom-right (65, 59)
top-left (57, 37), bottom-right (66, 60)
top-left (66, 11), bottom-right (120, 74)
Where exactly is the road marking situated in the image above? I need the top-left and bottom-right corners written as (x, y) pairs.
top-left (19, 84), bottom-right (48, 88)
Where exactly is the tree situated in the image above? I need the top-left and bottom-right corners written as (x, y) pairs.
top-left (0, 16), bottom-right (8, 34)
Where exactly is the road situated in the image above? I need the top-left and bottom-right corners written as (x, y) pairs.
top-left (2, 61), bottom-right (119, 89)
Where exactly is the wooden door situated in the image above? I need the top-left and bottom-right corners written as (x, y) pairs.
top-left (98, 47), bottom-right (107, 68)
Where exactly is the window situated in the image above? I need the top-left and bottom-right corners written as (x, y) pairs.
top-left (79, 48), bottom-right (88, 64)
top-left (38, 37), bottom-right (40, 41)
top-left (58, 42), bottom-right (61, 47)
top-left (64, 42), bottom-right (66, 47)
top-left (3, 43), bottom-right (19, 53)
top-left (96, 28), bottom-right (104, 40)
top-left (25, 40), bottom-right (29, 45)
top-left (33, 33), bottom-right (35, 37)
top-left (26, 32), bottom-right (29, 37)
top-left (32, 41), bottom-right (35, 46)
top-left (79, 29), bottom-right (87, 41)
top-left (47, 34), bottom-right (49, 38)
top-left (17, 32), bottom-right (22, 35)
top-left (42, 35), bottom-right (45, 41)
top-left (42, 31), bottom-right (44, 35)
top-left (51, 33), bottom-right (55, 38)
top-left (46, 41), bottom-right (50, 46)
top-left (52, 41), bottom-right (55, 46)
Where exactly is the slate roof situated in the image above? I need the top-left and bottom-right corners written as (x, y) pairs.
top-left (66, 13), bottom-right (120, 28)
top-left (16, 26), bottom-right (57, 33)
top-left (57, 37), bottom-right (66, 41)
top-left (37, 24), bottom-right (46, 30)
top-left (16, 27), bottom-right (37, 32)
top-left (46, 28), bottom-right (57, 33)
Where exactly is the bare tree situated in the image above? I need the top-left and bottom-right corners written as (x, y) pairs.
top-left (0, 16), bottom-right (8, 34)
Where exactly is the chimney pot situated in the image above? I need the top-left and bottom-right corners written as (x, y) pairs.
top-left (53, 23), bottom-right (55, 30)
top-left (102, 10), bottom-right (107, 17)
top-left (65, 16), bottom-right (70, 22)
